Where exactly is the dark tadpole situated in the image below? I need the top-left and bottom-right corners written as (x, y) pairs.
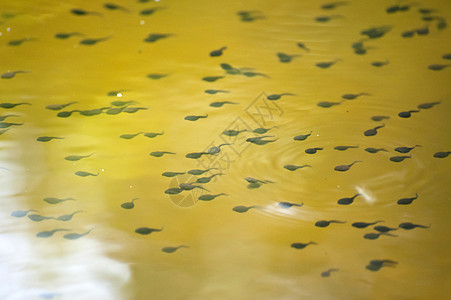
top-left (0, 102), bottom-right (31, 109)
top-left (398, 222), bottom-right (430, 230)
top-left (120, 132), bottom-right (143, 139)
top-left (11, 209), bottom-right (37, 218)
top-left (315, 60), bottom-right (339, 69)
top-left (36, 229), bottom-right (71, 238)
top-left (187, 168), bottom-right (217, 175)
top-left (185, 152), bottom-right (209, 159)
top-left (110, 100), bottom-right (137, 107)
top-left (428, 64), bottom-right (449, 71)
top-left (443, 53), bottom-right (451, 60)
top-left (55, 32), bottom-right (83, 39)
top-left (416, 26), bottom-right (429, 35)
top-left (321, 268), bottom-right (340, 277)
top-left (364, 232), bottom-right (397, 240)
top-left (293, 131), bottom-right (312, 141)
top-left (321, 1), bottom-right (348, 10)
top-left (196, 173), bottom-right (223, 183)
top-left (164, 188), bottom-right (183, 195)
top-left (43, 197), bottom-right (75, 205)
top-left (283, 164), bottom-right (311, 171)
top-left (210, 46), bottom-right (227, 57)
top-left (374, 225), bottom-right (398, 233)
top-left (64, 153), bottom-right (94, 161)
top-left (179, 183), bottom-right (209, 191)
top-left (104, 3), bottom-right (130, 12)
top-left (56, 211), bottom-right (85, 221)
top-left (297, 42), bottom-right (310, 52)
top-left (70, 8), bottom-right (102, 16)
top-left (371, 115), bottom-right (390, 121)
top-left (334, 145), bottom-right (359, 151)
top-left (0, 122), bottom-right (23, 129)
top-left (162, 245), bottom-right (188, 253)
top-left (202, 76), bottom-right (224, 82)
top-left (144, 33), bottom-right (172, 43)
top-left (8, 38), bottom-right (35, 46)
top-left (198, 193), bottom-right (227, 201)
top-left (37, 136), bottom-right (64, 142)
top-left (361, 26), bottom-right (391, 39)
top-left (401, 30), bottom-right (415, 38)
top-left (147, 73), bottom-right (168, 80)
top-left (1, 70), bottom-right (30, 79)
top-left (0, 114), bottom-right (18, 122)
top-left (121, 198), bottom-right (138, 209)
top-left (237, 10), bottom-right (266, 22)
top-left (364, 148), bottom-right (387, 154)
top-left (364, 123), bottom-right (385, 136)
top-left (150, 151), bottom-right (175, 157)
top-left (162, 171), bottom-right (185, 177)
top-left (433, 151), bottom-right (451, 158)
top-left (352, 221), bottom-right (383, 229)
top-left (185, 114), bottom-right (208, 121)
top-left (417, 101), bottom-right (441, 109)
top-left (315, 15), bottom-right (343, 23)
top-left (253, 126), bottom-right (277, 134)
top-left (242, 71), bottom-right (269, 78)
top-left (75, 171), bottom-right (99, 177)
top-left (80, 36), bottom-right (111, 45)
top-left (398, 110), bottom-right (420, 118)
top-left (395, 145), bottom-right (420, 153)
top-left (80, 107), bottom-right (109, 116)
top-left (371, 60), bottom-right (390, 67)
top-left (337, 193), bottom-right (360, 205)
top-left (277, 53), bottom-right (300, 63)
top-left (140, 7), bottom-right (165, 15)
top-left (135, 227), bottom-right (164, 235)
top-left (389, 155), bottom-right (411, 162)
top-left (63, 229), bottom-right (92, 240)
top-left (366, 259), bottom-right (398, 271)
top-left (122, 107), bottom-right (148, 114)
top-left (210, 101), bottom-right (238, 108)
top-left (267, 93), bottom-right (295, 101)
top-left (315, 220), bottom-right (346, 227)
top-left (28, 214), bottom-right (55, 222)
top-left (278, 202), bottom-right (303, 209)
top-left (204, 89), bottom-right (229, 94)
top-left (334, 161), bottom-right (361, 172)
top-left (46, 101), bottom-right (77, 111)
top-left (341, 93), bottom-right (370, 100)
top-left (397, 193), bottom-right (418, 205)
top-left (291, 241), bottom-right (317, 249)
top-left (232, 205), bottom-right (259, 213)
top-left (317, 101), bottom-right (343, 108)
top-left (144, 131), bottom-right (164, 138)
top-left (222, 129), bottom-right (247, 136)
top-left (305, 147), bottom-right (323, 154)
top-left (208, 143), bottom-right (231, 154)
top-left (57, 110), bottom-right (80, 118)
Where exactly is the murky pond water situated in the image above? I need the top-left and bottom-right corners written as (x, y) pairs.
top-left (1, 0), bottom-right (451, 299)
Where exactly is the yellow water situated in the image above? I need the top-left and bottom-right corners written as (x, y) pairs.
top-left (1, 0), bottom-right (451, 299)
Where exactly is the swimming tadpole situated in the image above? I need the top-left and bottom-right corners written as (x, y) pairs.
top-left (56, 210), bottom-right (85, 221)
top-left (119, 132), bottom-right (143, 139)
top-left (365, 259), bottom-right (398, 271)
top-left (315, 60), bottom-right (339, 69)
top-left (361, 26), bottom-right (392, 39)
top-left (80, 107), bottom-right (110, 116)
top-left (266, 93), bottom-right (295, 101)
top-left (70, 8), bottom-right (103, 16)
top-left (222, 129), bottom-right (248, 137)
top-left (28, 214), bottom-right (55, 222)
top-left (110, 100), bottom-right (137, 107)
top-left (232, 205), bottom-right (260, 213)
top-left (0, 122), bottom-right (23, 129)
top-left (364, 148), bottom-right (388, 154)
top-left (144, 33), bottom-right (173, 43)
top-left (315, 220), bottom-right (346, 227)
top-left (337, 193), bottom-right (360, 205)
top-left (7, 38), bottom-right (36, 46)
top-left (202, 76), bottom-right (225, 82)
top-left (0, 114), bottom-right (18, 122)
top-left (394, 145), bottom-right (421, 153)
top-left (236, 11), bottom-right (265, 22)
top-left (317, 101), bottom-right (344, 108)
top-left (164, 188), bottom-right (183, 195)
top-left (363, 232), bottom-right (397, 240)
top-left (389, 155), bottom-right (411, 162)
top-left (198, 193), bottom-right (227, 201)
top-left (364, 123), bottom-right (385, 136)
top-left (196, 173), bottom-right (223, 184)
top-left (433, 151), bottom-right (451, 158)
top-left (253, 126), bottom-right (277, 134)
top-left (428, 64), bottom-right (449, 71)
top-left (46, 101), bottom-right (77, 111)
top-left (371, 60), bottom-right (390, 67)
top-left (297, 42), bottom-right (310, 52)
top-left (341, 93), bottom-right (370, 100)
top-left (397, 193), bottom-right (418, 205)
top-left (283, 164), bottom-right (311, 171)
top-left (80, 36), bottom-right (111, 45)
top-left (140, 7), bottom-right (165, 16)
top-left (11, 209), bottom-right (37, 218)
top-left (417, 101), bottom-right (441, 109)
top-left (103, 3), bottom-right (130, 12)
top-left (179, 183), bottom-right (209, 192)
top-left (398, 110), bottom-right (420, 118)
top-left (187, 168), bottom-right (217, 176)
top-left (374, 225), bottom-right (398, 233)
top-left (371, 115), bottom-right (390, 121)
top-left (43, 197), bottom-right (75, 205)
top-left (333, 161), bottom-right (361, 172)
top-left (64, 153), bottom-right (94, 161)
top-left (246, 135), bottom-right (276, 144)
top-left (54, 32), bottom-right (83, 39)
top-left (36, 229), bottom-right (71, 238)
top-left (305, 147), bottom-right (323, 154)
top-left (209, 101), bottom-right (238, 108)
top-left (57, 110), bottom-right (80, 118)
top-left (162, 171), bottom-right (185, 178)
top-left (185, 152), bottom-right (209, 159)
top-left (210, 46), bottom-right (227, 57)
top-left (321, 2), bottom-right (348, 10)
top-left (290, 241), bottom-right (317, 249)
top-left (135, 227), bottom-right (164, 235)
top-left (162, 245), bottom-right (188, 253)
top-left (63, 229), bottom-right (92, 240)
top-left (143, 131), bottom-right (164, 138)
top-left (277, 53), bottom-right (300, 63)
top-left (1, 70), bottom-right (30, 79)
top-left (0, 102), bottom-right (31, 109)
top-left (321, 268), bottom-right (340, 277)
top-left (315, 15), bottom-right (343, 23)
top-left (351, 221), bottom-right (383, 229)
top-left (121, 198), bottom-right (138, 209)
top-left (334, 145), bottom-right (359, 151)
top-left (74, 171), bottom-right (99, 177)
top-left (278, 202), bottom-right (303, 209)
top-left (147, 73), bottom-right (168, 80)
top-left (184, 114), bottom-right (208, 121)
top-left (293, 131), bottom-right (312, 141)
top-left (36, 136), bottom-right (64, 142)
top-left (204, 89), bottom-right (229, 94)
top-left (150, 151), bottom-right (175, 157)
top-left (398, 222), bottom-right (430, 230)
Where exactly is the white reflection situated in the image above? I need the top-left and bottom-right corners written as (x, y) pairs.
top-left (355, 185), bottom-right (375, 204)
